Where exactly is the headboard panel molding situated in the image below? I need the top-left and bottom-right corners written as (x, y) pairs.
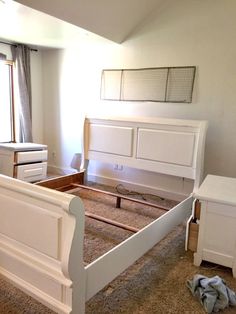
top-left (83, 116), bottom-right (208, 190)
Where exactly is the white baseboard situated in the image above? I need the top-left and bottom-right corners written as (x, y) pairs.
top-left (87, 173), bottom-right (187, 202)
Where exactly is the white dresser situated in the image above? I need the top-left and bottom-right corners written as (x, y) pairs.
top-left (193, 175), bottom-right (236, 277)
top-left (0, 143), bottom-right (47, 182)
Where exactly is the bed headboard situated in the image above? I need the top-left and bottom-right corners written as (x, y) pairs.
top-left (83, 116), bottom-right (208, 190)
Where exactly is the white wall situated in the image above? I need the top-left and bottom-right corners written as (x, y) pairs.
top-left (42, 0), bottom-right (236, 196)
top-left (42, 48), bottom-right (87, 173)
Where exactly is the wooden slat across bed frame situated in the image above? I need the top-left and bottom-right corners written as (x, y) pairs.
top-left (0, 116), bottom-right (208, 313)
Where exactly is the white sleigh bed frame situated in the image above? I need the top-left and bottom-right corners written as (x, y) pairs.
top-left (0, 116), bottom-right (207, 313)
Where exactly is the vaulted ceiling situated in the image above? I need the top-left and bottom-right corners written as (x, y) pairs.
top-left (14, 0), bottom-right (165, 43)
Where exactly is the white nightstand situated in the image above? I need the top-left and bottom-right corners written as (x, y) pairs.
top-left (193, 175), bottom-right (236, 277)
top-left (0, 143), bottom-right (48, 182)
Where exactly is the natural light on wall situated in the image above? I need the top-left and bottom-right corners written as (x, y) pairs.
top-left (58, 48), bottom-right (88, 168)
top-left (57, 43), bottom-right (111, 169)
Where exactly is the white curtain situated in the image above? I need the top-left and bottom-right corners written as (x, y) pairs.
top-left (11, 44), bottom-right (33, 143)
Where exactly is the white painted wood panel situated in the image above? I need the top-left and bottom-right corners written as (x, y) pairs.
top-left (207, 201), bottom-right (236, 218)
top-left (16, 150), bottom-right (48, 164)
top-left (0, 250), bottom-right (66, 301)
top-left (0, 142), bottom-right (47, 151)
top-left (84, 117), bottom-right (207, 187)
top-left (0, 150), bottom-right (14, 177)
top-left (137, 128), bottom-right (195, 166)
top-left (16, 162), bottom-right (47, 182)
top-left (202, 250), bottom-right (234, 268)
top-left (0, 174), bottom-right (85, 314)
top-left (194, 175), bottom-right (236, 277)
top-left (203, 202), bottom-right (236, 256)
top-left (88, 150), bottom-right (195, 179)
top-left (194, 175), bottom-right (236, 206)
top-left (0, 193), bottom-right (61, 258)
top-left (89, 124), bottom-right (133, 156)
top-left (0, 143), bottom-right (48, 182)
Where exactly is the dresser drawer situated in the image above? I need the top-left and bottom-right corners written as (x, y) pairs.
top-left (15, 162), bottom-right (47, 182)
top-left (15, 150), bottom-right (48, 164)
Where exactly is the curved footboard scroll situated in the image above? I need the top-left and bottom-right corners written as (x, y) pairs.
top-left (0, 174), bottom-right (85, 314)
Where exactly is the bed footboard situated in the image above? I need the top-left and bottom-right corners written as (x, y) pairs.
top-left (0, 174), bottom-right (85, 314)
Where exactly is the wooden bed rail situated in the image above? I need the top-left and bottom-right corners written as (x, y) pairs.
top-left (37, 174), bottom-right (170, 211)
top-left (86, 212), bottom-right (139, 233)
top-left (72, 183), bottom-right (170, 211)
top-left (38, 175), bottom-right (172, 234)
top-left (36, 172), bottom-right (84, 190)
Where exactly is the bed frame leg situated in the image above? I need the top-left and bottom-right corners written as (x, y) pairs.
top-left (71, 281), bottom-right (86, 314)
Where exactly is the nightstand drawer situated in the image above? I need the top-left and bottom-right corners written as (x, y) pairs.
top-left (16, 150), bottom-right (48, 164)
top-left (15, 162), bottom-right (47, 182)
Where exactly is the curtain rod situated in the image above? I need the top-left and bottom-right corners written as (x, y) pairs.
top-left (0, 40), bottom-right (38, 52)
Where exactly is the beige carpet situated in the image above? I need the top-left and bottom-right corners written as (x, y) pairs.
top-left (1, 185), bottom-right (236, 314)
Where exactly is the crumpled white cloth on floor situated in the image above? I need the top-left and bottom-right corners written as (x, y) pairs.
top-left (187, 274), bottom-right (236, 313)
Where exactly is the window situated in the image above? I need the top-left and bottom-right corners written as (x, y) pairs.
top-left (0, 60), bottom-right (15, 142)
